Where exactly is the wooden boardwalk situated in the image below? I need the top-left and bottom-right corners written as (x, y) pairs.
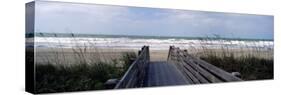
top-left (144, 61), bottom-right (190, 87)
top-left (114, 46), bottom-right (242, 89)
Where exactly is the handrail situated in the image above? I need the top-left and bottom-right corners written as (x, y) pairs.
top-left (167, 46), bottom-right (242, 83)
top-left (114, 46), bottom-right (150, 89)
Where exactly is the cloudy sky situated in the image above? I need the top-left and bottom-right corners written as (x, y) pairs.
top-left (35, 1), bottom-right (273, 40)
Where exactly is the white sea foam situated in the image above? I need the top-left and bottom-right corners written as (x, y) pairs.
top-left (34, 37), bottom-right (274, 50)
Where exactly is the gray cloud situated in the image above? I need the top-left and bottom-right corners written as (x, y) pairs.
top-left (35, 1), bottom-right (273, 40)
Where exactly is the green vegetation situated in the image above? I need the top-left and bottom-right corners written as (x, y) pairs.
top-left (120, 52), bottom-right (137, 71)
top-left (35, 52), bottom-right (136, 93)
top-left (200, 54), bottom-right (273, 80)
top-left (186, 37), bottom-right (273, 80)
top-left (34, 33), bottom-right (137, 93)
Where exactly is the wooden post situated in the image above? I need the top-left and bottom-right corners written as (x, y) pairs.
top-left (138, 50), bottom-right (141, 56)
top-left (183, 50), bottom-right (188, 57)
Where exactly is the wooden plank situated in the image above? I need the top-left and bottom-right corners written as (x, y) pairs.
top-left (168, 47), bottom-right (241, 83)
top-left (169, 49), bottom-right (197, 83)
top-left (144, 62), bottom-right (190, 87)
top-left (177, 50), bottom-right (223, 83)
top-left (182, 50), bottom-right (242, 81)
top-left (170, 50), bottom-right (200, 84)
top-left (173, 51), bottom-right (209, 83)
top-left (180, 59), bottom-right (209, 83)
top-left (126, 70), bottom-right (138, 88)
top-left (173, 60), bottom-right (195, 84)
top-left (168, 46), bottom-right (242, 85)
top-left (174, 48), bottom-right (209, 83)
top-left (184, 58), bottom-right (222, 83)
top-left (167, 49), bottom-right (195, 84)
top-left (179, 64), bottom-right (200, 84)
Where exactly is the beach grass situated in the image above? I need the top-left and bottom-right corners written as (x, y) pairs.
top-left (200, 54), bottom-right (273, 80)
top-left (35, 52), bottom-right (136, 93)
top-left (185, 37), bottom-right (273, 80)
top-left (34, 33), bottom-right (137, 93)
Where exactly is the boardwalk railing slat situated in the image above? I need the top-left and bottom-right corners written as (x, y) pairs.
top-left (169, 47), bottom-right (209, 83)
top-left (178, 50), bottom-right (223, 83)
top-left (181, 50), bottom-right (242, 81)
top-left (167, 46), bottom-right (242, 83)
top-left (114, 46), bottom-right (150, 89)
top-left (170, 50), bottom-right (204, 83)
top-left (174, 62), bottom-right (198, 84)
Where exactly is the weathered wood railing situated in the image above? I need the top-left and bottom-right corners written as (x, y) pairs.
top-left (114, 46), bottom-right (150, 89)
top-left (167, 46), bottom-right (242, 84)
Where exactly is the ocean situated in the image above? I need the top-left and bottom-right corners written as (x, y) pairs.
top-left (28, 33), bottom-right (274, 50)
